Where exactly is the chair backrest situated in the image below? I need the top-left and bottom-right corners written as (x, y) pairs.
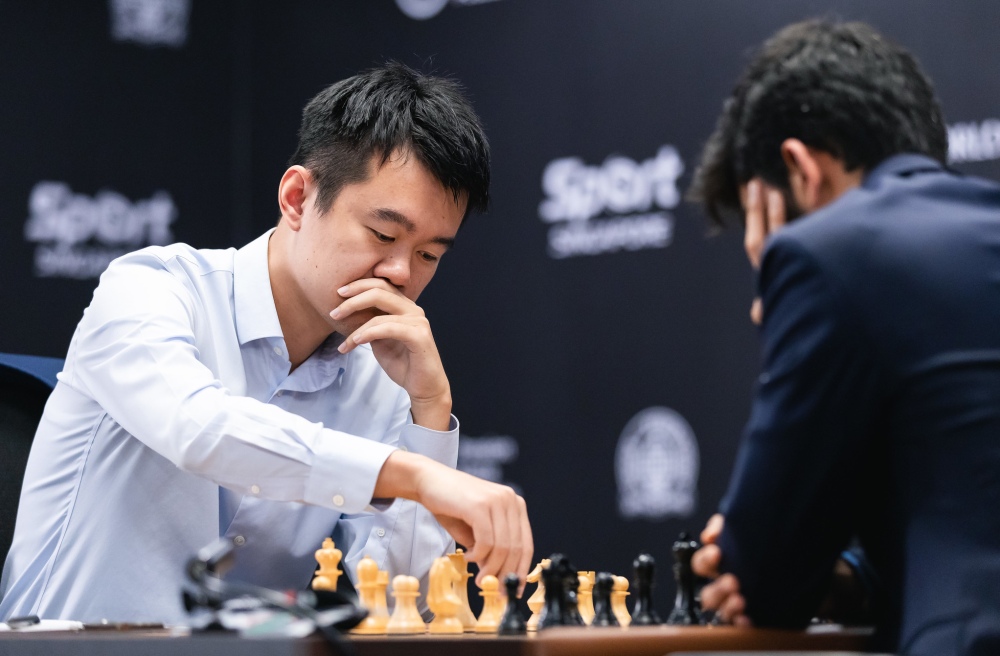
top-left (0, 353), bottom-right (63, 563)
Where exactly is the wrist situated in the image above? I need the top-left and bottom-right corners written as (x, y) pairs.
top-left (409, 392), bottom-right (453, 431)
top-left (373, 449), bottom-right (427, 501)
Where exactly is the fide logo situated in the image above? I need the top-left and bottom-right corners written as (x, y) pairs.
top-left (395, 0), bottom-right (502, 21)
top-left (615, 407), bottom-right (699, 520)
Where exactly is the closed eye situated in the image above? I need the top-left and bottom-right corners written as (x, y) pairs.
top-left (419, 251), bottom-right (440, 263)
top-left (370, 229), bottom-right (394, 243)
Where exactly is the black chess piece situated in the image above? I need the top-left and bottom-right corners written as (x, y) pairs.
top-left (667, 532), bottom-right (703, 625)
top-left (537, 556), bottom-right (567, 629)
top-left (590, 572), bottom-right (619, 627)
top-left (563, 562), bottom-right (585, 626)
top-left (631, 552), bottom-right (662, 625)
top-left (498, 573), bottom-right (527, 635)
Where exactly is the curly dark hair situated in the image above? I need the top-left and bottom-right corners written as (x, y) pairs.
top-left (689, 19), bottom-right (947, 226)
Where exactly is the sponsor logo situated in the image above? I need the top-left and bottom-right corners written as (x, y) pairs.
top-left (24, 182), bottom-right (177, 280)
top-left (948, 119), bottom-right (1000, 164)
top-left (395, 0), bottom-right (501, 21)
top-left (615, 406), bottom-right (699, 520)
top-left (109, 0), bottom-right (191, 48)
top-left (539, 146), bottom-right (684, 259)
top-left (457, 433), bottom-right (521, 494)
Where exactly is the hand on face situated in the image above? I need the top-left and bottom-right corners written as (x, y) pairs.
top-left (742, 178), bottom-right (788, 325)
top-left (691, 514), bottom-right (751, 626)
top-left (331, 277), bottom-right (451, 430)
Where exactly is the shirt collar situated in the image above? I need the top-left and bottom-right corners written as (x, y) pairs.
top-left (863, 153), bottom-right (945, 188)
top-left (233, 229), bottom-right (284, 346)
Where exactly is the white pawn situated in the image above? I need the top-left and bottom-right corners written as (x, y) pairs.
top-left (311, 538), bottom-right (343, 592)
top-left (474, 575), bottom-right (503, 633)
top-left (387, 575), bottom-right (426, 635)
top-left (350, 556), bottom-right (388, 634)
top-left (612, 575), bottom-right (631, 627)
top-left (448, 548), bottom-right (477, 631)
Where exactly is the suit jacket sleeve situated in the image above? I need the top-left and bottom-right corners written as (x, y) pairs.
top-left (717, 235), bottom-right (884, 627)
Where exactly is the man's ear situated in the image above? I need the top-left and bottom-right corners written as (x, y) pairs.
top-left (779, 139), bottom-right (823, 213)
top-left (277, 166), bottom-right (313, 231)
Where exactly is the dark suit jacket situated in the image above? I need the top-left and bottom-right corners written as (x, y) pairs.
top-left (718, 154), bottom-right (1000, 655)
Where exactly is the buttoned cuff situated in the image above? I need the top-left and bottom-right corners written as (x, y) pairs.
top-left (398, 414), bottom-right (459, 467)
top-left (303, 429), bottom-right (397, 514)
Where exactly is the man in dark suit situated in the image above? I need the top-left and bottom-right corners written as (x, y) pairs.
top-left (687, 19), bottom-right (1000, 656)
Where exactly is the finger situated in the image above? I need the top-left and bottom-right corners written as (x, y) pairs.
top-left (701, 513), bottom-right (725, 544)
top-left (514, 496), bottom-right (533, 597)
top-left (719, 590), bottom-right (747, 624)
top-left (750, 297), bottom-right (763, 325)
top-left (691, 543), bottom-right (722, 578)
top-left (338, 315), bottom-right (429, 354)
top-left (494, 493), bottom-right (524, 590)
top-left (765, 188), bottom-right (787, 233)
top-left (476, 502), bottom-right (512, 587)
top-left (338, 278), bottom-right (408, 299)
top-left (437, 515), bottom-right (475, 549)
top-left (331, 287), bottom-right (422, 322)
top-left (743, 179), bottom-right (766, 269)
top-left (463, 503), bottom-right (496, 571)
top-left (700, 573), bottom-right (739, 610)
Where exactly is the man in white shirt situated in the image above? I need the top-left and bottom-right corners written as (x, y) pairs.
top-left (0, 62), bottom-right (532, 624)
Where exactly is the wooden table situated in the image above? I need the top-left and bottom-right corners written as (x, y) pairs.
top-left (0, 624), bottom-right (874, 656)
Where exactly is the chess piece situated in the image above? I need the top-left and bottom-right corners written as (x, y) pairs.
top-left (631, 553), bottom-right (662, 625)
top-left (387, 575), bottom-right (426, 634)
top-left (427, 556), bottom-right (464, 634)
top-left (311, 537), bottom-right (343, 592)
top-left (350, 555), bottom-right (389, 634)
top-left (537, 557), bottom-right (567, 629)
top-left (537, 553), bottom-right (583, 629)
top-left (474, 575), bottom-right (503, 633)
top-left (611, 575), bottom-right (631, 627)
top-left (577, 571), bottom-right (595, 625)
top-left (591, 572), bottom-right (619, 627)
top-left (525, 558), bottom-right (550, 631)
top-left (448, 548), bottom-right (477, 631)
top-left (498, 574), bottom-right (527, 635)
top-left (667, 533), bottom-right (703, 625)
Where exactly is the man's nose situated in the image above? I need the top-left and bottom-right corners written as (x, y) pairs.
top-left (373, 254), bottom-right (410, 290)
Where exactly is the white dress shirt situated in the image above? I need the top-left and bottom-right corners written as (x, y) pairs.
top-left (0, 230), bottom-right (457, 624)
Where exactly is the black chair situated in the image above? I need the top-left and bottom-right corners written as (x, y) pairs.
top-left (0, 353), bottom-right (62, 563)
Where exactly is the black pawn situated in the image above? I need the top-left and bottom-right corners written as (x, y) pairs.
top-left (667, 532), bottom-right (703, 625)
top-left (590, 572), bottom-right (619, 627)
top-left (498, 573), bottom-right (527, 635)
top-left (631, 553), bottom-right (662, 625)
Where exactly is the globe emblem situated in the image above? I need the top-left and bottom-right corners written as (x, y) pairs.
top-left (395, 0), bottom-right (450, 20)
top-left (616, 407), bottom-right (699, 519)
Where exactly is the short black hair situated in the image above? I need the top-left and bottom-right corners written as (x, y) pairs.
top-left (689, 19), bottom-right (948, 226)
top-left (289, 62), bottom-right (490, 221)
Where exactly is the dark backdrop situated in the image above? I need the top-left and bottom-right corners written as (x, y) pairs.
top-left (2, 0), bottom-right (999, 616)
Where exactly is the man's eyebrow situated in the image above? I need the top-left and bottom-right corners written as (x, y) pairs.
top-left (369, 208), bottom-right (455, 249)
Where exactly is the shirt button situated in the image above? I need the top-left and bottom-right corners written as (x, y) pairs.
top-left (275, 390), bottom-right (283, 397)
top-left (332, 494), bottom-right (345, 507)
top-left (233, 535), bottom-right (246, 546)
top-left (250, 484), bottom-right (260, 495)
top-left (399, 446), bottom-right (408, 452)
top-left (273, 346), bottom-right (283, 356)
top-left (376, 528), bottom-right (386, 538)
